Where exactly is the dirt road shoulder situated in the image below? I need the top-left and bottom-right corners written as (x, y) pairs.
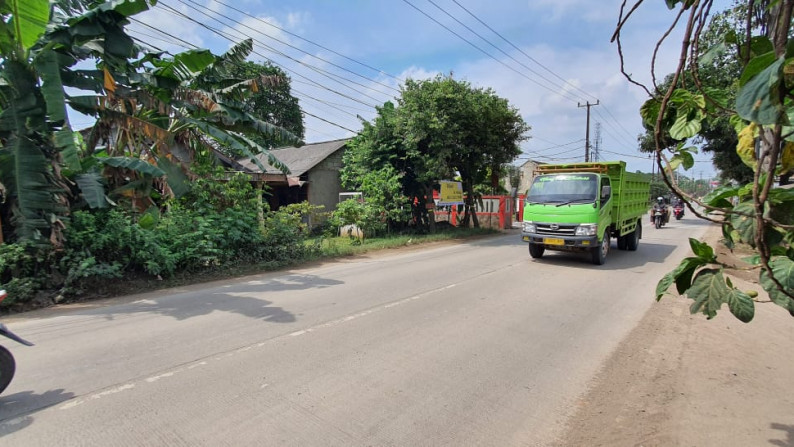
top-left (554, 224), bottom-right (794, 446)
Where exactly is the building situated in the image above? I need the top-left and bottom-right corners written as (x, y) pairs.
top-left (234, 138), bottom-right (351, 217)
top-left (502, 159), bottom-right (541, 196)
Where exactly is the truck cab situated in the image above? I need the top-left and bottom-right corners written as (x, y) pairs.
top-left (521, 172), bottom-right (612, 263)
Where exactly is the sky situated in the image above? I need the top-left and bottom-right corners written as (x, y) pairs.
top-left (118, 0), bottom-right (735, 180)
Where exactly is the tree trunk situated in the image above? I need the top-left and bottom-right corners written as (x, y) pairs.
top-left (426, 185), bottom-right (435, 232)
top-left (464, 178), bottom-right (479, 228)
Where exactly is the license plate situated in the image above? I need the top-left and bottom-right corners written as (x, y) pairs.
top-left (543, 238), bottom-right (565, 246)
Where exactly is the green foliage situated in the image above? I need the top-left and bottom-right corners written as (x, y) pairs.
top-left (397, 75), bottom-right (530, 228)
top-left (341, 101), bottom-right (425, 231)
top-left (40, 176), bottom-right (314, 297)
top-left (344, 76), bottom-right (529, 231)
top-left (0, 241), bottom-right (53, 306)
top-left (204, 60), bottom-right (305, 151)
top-left (625, 1), bottom-right (794, 322)
top-left (0, 1), bottom-right (303, 246)
top-left (333, 199), bottom-right (386, 241)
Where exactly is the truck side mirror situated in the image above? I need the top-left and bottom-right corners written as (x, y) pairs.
top-left (601, 185), bottom-right (611, 201)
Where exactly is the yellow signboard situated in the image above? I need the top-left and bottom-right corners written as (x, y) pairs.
top-left (438, 181), bottom-right (464, 205)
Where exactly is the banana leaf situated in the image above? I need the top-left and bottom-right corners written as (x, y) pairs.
top-left (75, 171), bottom-right (108, 208)
top-left (156, 155), bottom-right (190, 198)
top-left (99, 156), bottom-right (165, 177)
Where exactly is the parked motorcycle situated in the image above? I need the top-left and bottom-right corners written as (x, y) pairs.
top-left (673, 204), bottom-right (685, 220)
top-left (0, 290), bottom-right (34, 395)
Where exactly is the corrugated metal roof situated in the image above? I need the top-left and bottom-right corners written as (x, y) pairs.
top-left (236, 138), bottom-right (351, 176)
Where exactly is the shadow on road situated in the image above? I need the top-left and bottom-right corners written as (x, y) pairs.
top-left (520, 240), bottom-right (677, 271)
top-left (0, 388), bottom-right (74, 431)
top-left (470, 230), bottom-right (678, 270)
top-left (770, 422), bottom-right (794, 447)
top-left (72, 273), bottom-right (344, 323)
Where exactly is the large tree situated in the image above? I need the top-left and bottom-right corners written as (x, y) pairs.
top-left (396, 75), bottom-right (530, 227)
top-left (614, 0), bottom-right (794, 322)
top-left (340, 101), bottom-right (416, 232)
top-left (343, 76), bottom-right (529, 230)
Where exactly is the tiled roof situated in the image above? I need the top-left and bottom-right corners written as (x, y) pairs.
top-left (236, 138), bottom-right (351, 176)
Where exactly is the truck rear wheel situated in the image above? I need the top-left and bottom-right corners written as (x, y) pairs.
top-left (627, 222), bottom-right (641, 251)
top-left (591, 234), bottom-right (609, 265)
top-left (529, 244), bottom-right (545, 259)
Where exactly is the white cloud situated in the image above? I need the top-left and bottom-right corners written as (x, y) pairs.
top-left (286, 11), bottom-right (310, 31)
top-left (527, 0), bottom-right (618, 23)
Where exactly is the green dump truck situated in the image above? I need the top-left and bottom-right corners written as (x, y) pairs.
top-left (520, 161), bottom-right (650, 265)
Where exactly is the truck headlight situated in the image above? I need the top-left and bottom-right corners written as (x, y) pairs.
top-left (575, 224), bottom-right (597, 236)
top-left (523, 221), bottom-right (537, 233)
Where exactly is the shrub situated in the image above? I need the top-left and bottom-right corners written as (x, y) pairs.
top-left (333, 199), bottom-right (386, 240)
top-left (0, 242), bottom-right (54, 307)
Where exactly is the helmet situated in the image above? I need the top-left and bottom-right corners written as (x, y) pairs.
top-left (657, 197), bottom-right (664, 203)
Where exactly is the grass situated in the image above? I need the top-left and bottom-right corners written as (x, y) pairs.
top-left (309, 227), bottom-right (499, 259)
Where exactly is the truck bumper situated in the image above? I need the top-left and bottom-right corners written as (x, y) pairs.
top-left (521, 233), bottom-right (598, 251)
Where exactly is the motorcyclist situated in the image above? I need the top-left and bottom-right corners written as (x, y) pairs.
top-left (673, 198), bottom-right (685, 216)
top-left (653, 196), bottom-right (669, 223)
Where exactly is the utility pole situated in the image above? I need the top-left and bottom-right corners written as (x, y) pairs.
top-left (578, 100), bottom-right (599, 162)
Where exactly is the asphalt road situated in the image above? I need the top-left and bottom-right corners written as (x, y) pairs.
top-left (0, 215), bottom-right (709, 446)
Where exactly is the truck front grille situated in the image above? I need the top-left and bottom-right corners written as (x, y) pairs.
top-left (536, 223), bottom-right (577, 236)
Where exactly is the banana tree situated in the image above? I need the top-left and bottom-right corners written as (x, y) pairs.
top-left (0, 0), bottom-right (76, 244)
top-left (1, 0), bottom-right (301, 243)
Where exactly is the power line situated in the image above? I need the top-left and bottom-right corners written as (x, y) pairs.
top-left (599, 148), bottom-right (650, 160)
top-left (207, 0), bottom-right (404, 84)
top-left (425, 0), bottom-right (586, 103)
top-left (401, 0), bottom-right (580, 104)
top-left (519, 138), bottom-right (585, 156)
top-left (128, 18), bottom-right (362, 135)
top-left (177, 0), bottom-right (399, 97)
top-left (593, 108), bottom-right (637, 147)
top-left (159, 1), bottom-right (387, 107)
top-left (442, 1), bottom-right (645, 153)
top-left (146, 3), bottom-right (381, 115)
top-left (449, 0), bottom-right (599, 103)
top-left (599, 104), bottom-right (637, 142)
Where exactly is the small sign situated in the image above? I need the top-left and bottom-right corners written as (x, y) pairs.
top-left (438, 181), bottom-right (464, 205)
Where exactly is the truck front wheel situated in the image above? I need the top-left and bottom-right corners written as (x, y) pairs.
top-left (528, 244), bottom-right (545, 259)
top-left (591, 234), bottom-right (609, 265)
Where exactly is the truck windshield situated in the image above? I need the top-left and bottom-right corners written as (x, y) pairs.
top-left (526, 174), bottom-right (597, 204)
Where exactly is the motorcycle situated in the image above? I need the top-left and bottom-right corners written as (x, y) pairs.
top-left (653, 208), bottom-right (667, 229)
top-left (0, 290), bottom-right (34, 395)
top-left (673, 204), bottom-right (685, 220)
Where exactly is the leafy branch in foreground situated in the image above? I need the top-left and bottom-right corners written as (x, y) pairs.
top-left (616, 0), bottom-right (794, 322)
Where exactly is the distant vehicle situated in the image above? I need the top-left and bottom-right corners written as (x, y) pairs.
top-left (521, 161), bottom-right (651, 265)
top-left (673, 203), bottom-right (685, 220)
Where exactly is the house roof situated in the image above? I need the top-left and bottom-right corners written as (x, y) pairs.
top-left (236, 138), bottom-right (351, 176)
